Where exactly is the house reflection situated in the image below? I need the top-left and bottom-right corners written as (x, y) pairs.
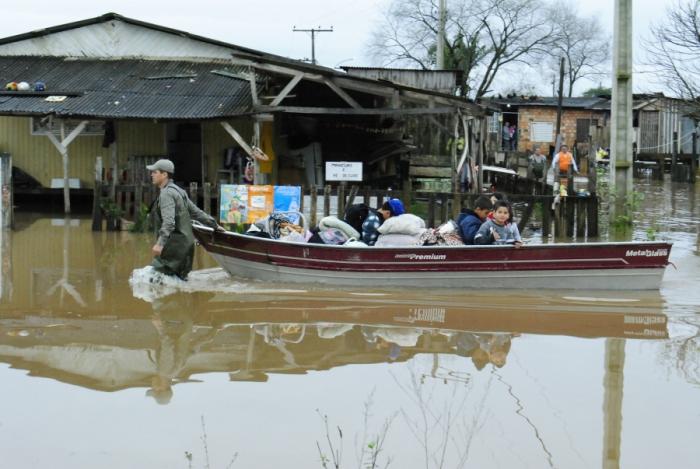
top-left (0, 289), bottom-right (668, 398)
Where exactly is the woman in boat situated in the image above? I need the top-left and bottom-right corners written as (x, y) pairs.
top-left (473, 201), bottom-right (522, 247)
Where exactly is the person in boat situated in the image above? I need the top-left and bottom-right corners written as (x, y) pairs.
top-left (552, 144), bottom-right (579, 177)
top-left (457, 196), bottom-right (493, 244)
top-left (473, 200), bottom-right (522, 247)
top-left (147, 159), bottom-right (221, 280)
top-left (345, 198), bottom-right (405, 246)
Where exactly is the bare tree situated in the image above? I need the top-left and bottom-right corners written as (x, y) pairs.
top-left (368, 0), bottom-right (558, 99)
top-left (645, 1), bottom-right (700, 108)
top-left (546, 1), bottom-right (611, 97)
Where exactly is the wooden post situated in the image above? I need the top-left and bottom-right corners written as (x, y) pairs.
top-left (576, 198), bottom-right (586, 238)
top-left (427, 193), bottom-right (436, 228)
top-left (300, 185), bottom-right (306, 213)
top-left (323, 185), bottom-right (331, 217)
top-left (92, 157), bottom-right (103, 231)
top-left (189, 182), bottom-right (199, 206)
top-left (554, 197), bottom-right (563, 238)
top-left (541, 199), bottom-right (551, 238)
top-left (566, 196), bottom-right (575, 237)
top-left (124, 188), bottom-right (133, 219)
top-left (671, 131), bottom-right (679, 181)
top-left (691, 132), bottom-right (697, 184)
top-left (363, 186), bottom-right (371, 208)
top-left (346, 185), bottom-right (359, 207)
top-left (203, 182), bottom-right (212, 215)
top-left (588, 135), bottom-right (597, 195)
top-left (110, 141), bottom-right (118, 201)
top-left (337, 182), bottom-right (346, 218)
top-left (439, 194), bottom-right (449, 225)
top-left (310, 185), bottom-right (318, 227)
top-left (452, 189), bottom-right (461, 220)
top-left (588, 195), bottom-right (599, 237)
top-left (134, 183), bottom-right (143, 217)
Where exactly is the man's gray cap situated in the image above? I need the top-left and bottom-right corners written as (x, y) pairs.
top-left (146, 159), bottom-right (175, 173)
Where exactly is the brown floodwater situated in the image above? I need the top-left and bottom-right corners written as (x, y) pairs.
top-left (0, 177), bottom-right (698, 469)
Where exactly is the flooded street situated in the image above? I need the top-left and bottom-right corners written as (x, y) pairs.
top-left (1, 179), bottom-right (698, 469)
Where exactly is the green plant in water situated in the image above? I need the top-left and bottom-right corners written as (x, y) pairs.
top-left (99, 198), bottom-right (123, 219)
top-left (646, 227), bottom-right (657, 241)
top-left (129, 202), bottom-right (152, 233)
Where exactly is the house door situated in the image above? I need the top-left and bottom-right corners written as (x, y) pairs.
top-left (166, 123), bottom-right (202, 184)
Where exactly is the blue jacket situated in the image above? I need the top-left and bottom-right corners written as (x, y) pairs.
top-left (457, 210), bottom-right (483, 244)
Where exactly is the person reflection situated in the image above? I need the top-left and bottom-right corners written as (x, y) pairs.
top-left (361, 325), bottom-right (424, 361)
top-left (451, 332), bottom-right (516, 370)
top-left (146, 294), bottom-right (217, 404)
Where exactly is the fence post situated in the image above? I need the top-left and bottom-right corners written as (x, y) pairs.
top-left (337, 183), bottom-right (346, 218)
top-left (92, 156), bottom-right (103, 231)
top-left (691, 132), bottom-right (697, 184)
top-left (541, 199), bottom-right (551, 238)
top-left (427, 193), bottom-right (436, 228)
top-left (323, 185), bottom-right (331, 217)
top-left (189, 182), bottom-right (198, 206)
top-left (203, 182), bottom-right (211, 215)
top-left (310, 185), bottom-right (318, 228)
top-left (576, 198), bottom-right (586, 238)
top-left (587, 195), bottom-right (599, 237)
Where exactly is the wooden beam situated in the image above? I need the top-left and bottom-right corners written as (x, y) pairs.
top-left (248, 68), bottom-right (259, 106)
top-left (231, 55), bottom-right (483, 112)
top-left (42, 119), bottom-right (89, 214)
top-left (323, 78), bottom-right (362, 109)
top-left (221, 121), bottom-right (254, 157)
top-left (409, 166), bottom-right (452, 178)
top-left (254, 105), bottom-right (458, 116)
top-left (270, 74), bottom-right (303, 106)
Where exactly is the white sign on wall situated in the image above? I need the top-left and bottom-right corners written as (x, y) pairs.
top-left (530, 122), bottom-right (554, 143)
top-left (325, 161), bottom-right (363, 182)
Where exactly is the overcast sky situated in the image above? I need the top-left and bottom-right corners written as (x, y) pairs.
top-left (1, 0), bottom-right (681, 96)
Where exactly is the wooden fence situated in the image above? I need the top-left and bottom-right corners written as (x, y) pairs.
top-left (95, 182), bottom-right (598, 239)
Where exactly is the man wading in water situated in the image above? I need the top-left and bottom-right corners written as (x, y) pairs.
top-left (148, 159), bottom-right (220, 280)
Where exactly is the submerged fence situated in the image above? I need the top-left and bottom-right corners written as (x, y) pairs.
top-left (96, 182), bottom-right (598, 239)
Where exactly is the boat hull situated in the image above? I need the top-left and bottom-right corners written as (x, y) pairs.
top-left (194, 227), bottom-right (672, 290)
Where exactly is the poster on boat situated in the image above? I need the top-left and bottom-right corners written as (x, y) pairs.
top-left (273, 186), bottom-right (302, 223)
top-left (219, 184), bottom-right (248, 224)
top-left (246, 185), bottom-right (274, 223)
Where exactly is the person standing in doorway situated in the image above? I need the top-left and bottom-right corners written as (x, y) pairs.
top-left (148, 159), bottom-right (220, 280)
top-left (502, 122), bottom-right (512, 150)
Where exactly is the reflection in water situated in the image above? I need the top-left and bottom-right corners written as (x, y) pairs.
top-left (0, 174), bottom-right (699, 468)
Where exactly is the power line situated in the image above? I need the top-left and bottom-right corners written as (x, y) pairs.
top-left (292, 26), bottom-right (333, 65)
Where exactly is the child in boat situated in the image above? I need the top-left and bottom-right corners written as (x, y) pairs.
top-left (474, 201), bottom-right (522, 247)
top-left (457, 195), bottom-right (493, 244)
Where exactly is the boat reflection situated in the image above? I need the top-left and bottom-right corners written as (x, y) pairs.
top-left (0, 289), bottom-right (668, 403)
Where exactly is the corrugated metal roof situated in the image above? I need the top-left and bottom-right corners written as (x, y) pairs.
top-left (0, 56), bottom-right (252, 119)
top-left (484, 96), bottom-right (609, 109)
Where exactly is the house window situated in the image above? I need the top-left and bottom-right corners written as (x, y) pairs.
top-left (31, 118), bottom-right (105, 137)
top-left (529, 122), bottom-right (554, 142)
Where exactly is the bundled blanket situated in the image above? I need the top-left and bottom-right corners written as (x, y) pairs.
top-left (419, 221), bottom-right (464, 246)
top-left (377, 214), bottom-right (426, 236)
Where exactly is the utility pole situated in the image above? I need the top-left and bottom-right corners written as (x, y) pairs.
top-left (555, 57), bottom-right (565, 153)
top-left (437, 0), bottom-right (447, 69)
top-left (610, 0), bottom-right (634, 222)
top-left (293, 26), bottom-right (333, 65)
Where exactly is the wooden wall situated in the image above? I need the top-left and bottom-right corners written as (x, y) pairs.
top-left (0, 116), bottom-right (253, 189)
